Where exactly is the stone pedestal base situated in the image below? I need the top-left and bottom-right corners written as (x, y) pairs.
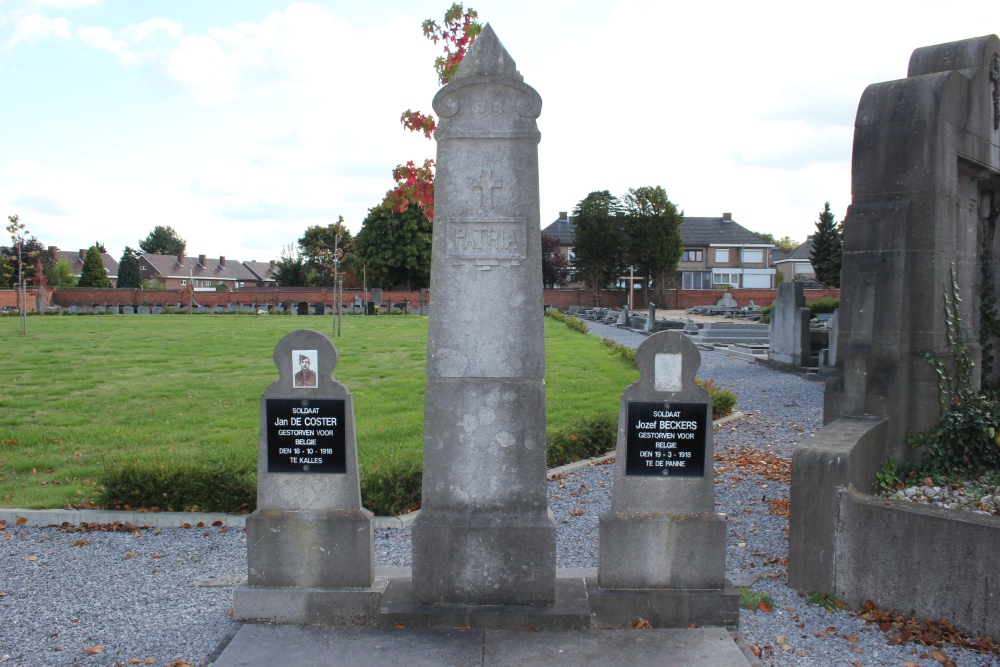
top-left (233, 579), bottom-right (387, 626)
top-left (598, 512), bottom-right (726, 590)
top-left (587, 579), bottom-right (740, 629)
top-left (247, 508), bottom-right (374, 589)
top-left (411, 511), bottom-right (556, 605)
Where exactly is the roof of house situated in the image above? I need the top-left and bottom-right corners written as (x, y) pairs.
top-left (541, 215), bottom-right (575, 245)
top-left (543, 213), bottom-right (773, 248)
top-left (243, 261), bottom-right (277, 283)
top-left (774, 236), bottom-right (814, 263)
top-left (679, 217), bottom-right (772, 246)
top-left (139, 253), bottom-right (257, 282)
top-left (52, 249), bottom-right (119, 278)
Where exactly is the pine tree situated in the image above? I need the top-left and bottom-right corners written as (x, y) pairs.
top-left (77, 245), bottom-right (111, 288)
top-left (117, 246), bottom-right (142, 288)
top-left (810, 202), bottom-right (842, 288)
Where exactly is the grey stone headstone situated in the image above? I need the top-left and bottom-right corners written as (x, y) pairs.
top-left (716, 292), bottom-right (736, 308)
top-left (827, 308), bottom-right (839, 367)
top-left (371, 288), bottom-right (382, 308)
top-left (245, 329), bottom-right (372, 592)
top-left (646, 303), bottom-right (656, 332)
top-left (599, 331), bottom-right (726, 592)
top-left (617, 306), bottom-right (629, 326)
top-left (411, 24), bottom-right (555, 606)
top-left (768, 282), bottom-right (810, 367)
top-left (139, 306), bottom-right (150, 314)
top-left (123, 306), bottom-right (135, 315)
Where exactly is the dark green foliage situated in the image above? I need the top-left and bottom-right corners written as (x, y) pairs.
top-left (908, 264), bottom-right (1000, 474)
top-left (355, 203), bottom-right (432, 289)
top-left (138, 225), bottom-right (186, 256)
top-left (298, 217), bottom-right (356, 287)
top-left (360, 456), bottom-right (422, 516)
top-left (545, 309), bottom-right (588, 334)
top-left (77, 246), bottom-right (110, 288)
top-left (98, 454), bottom-right (256, 514)
top-left (541, 233), bottom-right (569, 287)
top-left (622, 186), bottom-right (683, 305)
top-left (809, 202), bottom-right (842, 288)
top-left (698, 378), bottom-right (737, 418)
top-left (739, 587), bottom-right (774, 610)
top-left (571, 191), bottom-right (627, 294)
top-left (117, 246), bottom-right (142, 288)
top-left (601, 336), bottom-right (636, 365)
top-left (807, 297), bottom-right (840, 317)
top-left (546, 410), bottom-right (618, 467)
top-left (980, 233), bottom-right (1000, 391)
top-left (45, 258), bottom-right (75, 288)
top-left (272, 244), bottom-right (313, 287)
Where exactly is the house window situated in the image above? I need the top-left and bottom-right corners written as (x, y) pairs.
top-left (714, 248), bottom-right (730, 263)
top-left (140, 265), bottom-right (147, 271)
top-left (681, 249), bottom-right (703, 262)
top-left (741, 249), bottom-right (763, 263)
top-left (714, 273), bottom-right (738, 286)
top-left (795, 263), bottom-right (812, 274)
top-left (181, 280), bottom-right (187, 285)
top-left (681, 271), bottom-right (712, 289)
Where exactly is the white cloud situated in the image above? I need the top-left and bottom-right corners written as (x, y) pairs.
top-left (76, 17), bottom-right (182, 66)
top-left (7, 13), bottom-right (71, 46)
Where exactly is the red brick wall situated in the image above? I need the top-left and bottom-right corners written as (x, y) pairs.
top-left (0, 289), bottom-right (40, 311)
top-left (47, 287), bottom-right (431, 309)
top-left (673, 288), bottom-right (840, 310)
top-left (542, 289), bottom-right (628, 310)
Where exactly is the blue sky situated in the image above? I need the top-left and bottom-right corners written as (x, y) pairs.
top-left (1, 0), bottom-right (996, 262)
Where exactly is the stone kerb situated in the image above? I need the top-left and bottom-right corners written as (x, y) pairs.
top-left (235, 329), bottom-right (375, 625)
top-left (593, 331), bottom-right (736, 627)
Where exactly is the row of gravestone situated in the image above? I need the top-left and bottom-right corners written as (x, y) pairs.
top-left (565, 305), bottom-right (688, 334)
top-left (233, 327), bottom-right (738, 628)
top-left (42, 303), bottom-right (354, 315)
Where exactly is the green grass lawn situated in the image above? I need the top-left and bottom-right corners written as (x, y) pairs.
top-left (0, 313), bottom-right (638, 509)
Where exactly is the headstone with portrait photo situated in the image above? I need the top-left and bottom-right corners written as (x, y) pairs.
top-left (234, 329), bottom-right (377, 625)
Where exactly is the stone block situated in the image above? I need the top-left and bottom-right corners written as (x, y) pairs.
top-left (234, 577), bottom-right (386, 625)
top-left (587, 578), bottom-right (740, 629)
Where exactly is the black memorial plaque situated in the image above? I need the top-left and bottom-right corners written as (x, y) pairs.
top-left (624, 401), bottom-right (708, 477)
top-left (266, 398), bottom-right (346, 473)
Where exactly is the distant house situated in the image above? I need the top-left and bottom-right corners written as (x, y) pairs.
top-left (242, 260), bottom-right (278, 287)
top-left (47, 247), bottom-right (119, 287)
top-left (137, 253), bottom-right (258, 290)
top-left (677, 214), bottom-right (776, 289)
top-left (772, 236), bottom-right (816, 282)
top-left (542, 211), bottom-right (777, 290)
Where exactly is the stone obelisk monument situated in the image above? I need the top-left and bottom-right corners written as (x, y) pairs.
top-left (411, 24), bottom-right (555, 605)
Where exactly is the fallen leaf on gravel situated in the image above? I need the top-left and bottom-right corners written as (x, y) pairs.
top-left (757, 602), bottom-right (771, 613)
top-left (569, 509), bottom-right (584, 516)
top-left (0, 520), bottom-right (7, 530)
top-left (15, 517), bottom-right (26, 526)
top-left (25, 555), bottom-right (38, 561)
top-left (212, 520), bottom-right (223, 527)
top-left (127, 659), bottom-right (141, 664)
top-left (182, 523), bottom-right (191, 529)
top-left (0, 590), bottom-right (5, 597)
top-left (768, 498), bottom-right (790, 517)
top-left (930, 649), bottom-right (948, 662)
top-left (900, 662), bottom-right (920, 667)
top-left (150, 553), bottom-right (161, 559)
top-left (144, 660), bottom-right (155, 665)
top-left (83, 646), bottom-right (104, 654)
top-left (228, 609), bottom-right (235, 617)
top-left (71, 538), bottom-right (92, 547)
top-left (816, 630), bottom-right (829, 637)
top-left (749, 644), bottom-right (761, 657)
top-left (125, 552), bottom-right (136, 559)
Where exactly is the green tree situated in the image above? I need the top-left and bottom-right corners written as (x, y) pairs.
top-left (271, 244), bottom-right (313, 287)
top-left (354, 203), bottom-right (432, 290)
top-left (298, 217), bottom-right (356, 287)
top-left (541, 233), bottom-right (569, 288)
top-left (117, 246), bottom-right (142, 288)
top-left (622, 186), bottom-right (683, 305)
top-left (77, 245), bottom-right (111, 288)
top-left (810, 202), bottom-right (843, 288)
top-left (139, 225), bottom-right (186, 256)
top-left (775, 235), bottom-right (797, 253)
top-left (4, 215), bottom-right (42, 289)
top-left (571, 191), bottom-right (627, 302)
top-left (45, 258), bottom-right (75, 288)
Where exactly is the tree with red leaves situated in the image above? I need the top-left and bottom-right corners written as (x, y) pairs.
top-left (385, 4), bottom-right (482, 221)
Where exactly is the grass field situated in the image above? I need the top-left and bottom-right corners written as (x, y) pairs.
top-left (0, 313), bottom-right (638, 509)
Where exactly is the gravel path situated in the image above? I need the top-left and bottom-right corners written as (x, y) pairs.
top-left (2, 320), bottom-right (997, 666)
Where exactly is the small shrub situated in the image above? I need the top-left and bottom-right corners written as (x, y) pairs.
top-left (807, 297), bottom-right (840, 317)
top-left (545, 308), bottom-right (588, 334)
top-left (361, 456), bottom-right (422, 516)
top-left (98, 454), bottom-right (256, 514)
top-left (601, 337), bottom-right (636, 366)
top-left (697, 378), bottom-right (737, 418)
top-left (759, 304), bottom-right (774, 324)
top-left (739, 587), bottom-right (774, 611)
top-left (547, 410), bottom-right (618, 467)
top-left (804, 590), bottom-right (848, 611)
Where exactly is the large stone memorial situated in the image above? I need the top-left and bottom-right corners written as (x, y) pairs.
top-left (410, 24), bottom-right (556, 606)
top-left (594, 331), bottom-right (737, 627)
top-left (234, 329), bottom-right (376, 624)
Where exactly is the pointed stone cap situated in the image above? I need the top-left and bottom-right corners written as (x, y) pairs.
top-left (453, 23), bottom-right (523, 83)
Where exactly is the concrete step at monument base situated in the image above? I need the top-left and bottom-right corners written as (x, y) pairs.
top-left (213, 625), bottom-right (754, 667)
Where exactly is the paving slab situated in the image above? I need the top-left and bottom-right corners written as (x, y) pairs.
top-left (213, 625), bottom-right (752, 667)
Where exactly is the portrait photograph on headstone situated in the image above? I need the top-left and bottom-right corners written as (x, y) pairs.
top-left (292, 349), bottom-right (318, 388)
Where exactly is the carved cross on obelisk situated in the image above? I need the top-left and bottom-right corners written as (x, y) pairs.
top-left (471, 169), bottom-right (503, 209)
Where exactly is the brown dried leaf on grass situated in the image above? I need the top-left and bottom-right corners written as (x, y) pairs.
top-left (714, 447), bottom-right (791, 482)
top-left (858, 600), bottom-right (995, 659)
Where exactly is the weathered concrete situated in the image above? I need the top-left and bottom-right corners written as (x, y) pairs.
top-left (411, 24), bottom-right (555, 605)
top-left (213, 625), bottom-right (753, 667)
top-left (235, 329), bottom-right (373, 623)
top-left (597, 331), bottom-right (735, 626)
top-left (767, 282), bottom-right (810, 367)
top-left (825, 35), bottom-right (1000, 459)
